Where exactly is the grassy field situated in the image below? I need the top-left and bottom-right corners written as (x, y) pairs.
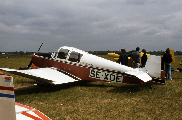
top-left (0, 55), bottom-right (182, 120)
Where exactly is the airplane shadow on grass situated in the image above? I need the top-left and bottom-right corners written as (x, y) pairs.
top-left (15, 80), bottom-right (92, 96)
top-left (107, 84), bottom-right (150, 93)
top-left (15, 80), bottom-right (151, 96)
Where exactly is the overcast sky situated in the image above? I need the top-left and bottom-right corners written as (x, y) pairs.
top-left (0, 0), bottom-right (182, 52)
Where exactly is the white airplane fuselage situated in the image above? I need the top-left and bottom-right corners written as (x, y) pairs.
top-left (32, 46), bottom-right (165, 85)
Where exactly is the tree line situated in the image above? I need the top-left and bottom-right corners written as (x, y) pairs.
top-left (1, 50), bottom-right (182, 55)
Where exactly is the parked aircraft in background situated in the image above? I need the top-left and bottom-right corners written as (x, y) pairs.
top-left (107, 49), bottom-right (175, 67)
top-left (0, 46), bottom-right (165, 86)
top-left (107, 52), bottom-right (150, 67)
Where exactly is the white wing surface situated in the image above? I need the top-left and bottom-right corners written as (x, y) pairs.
top-left (0, 68), bottom-right (78, 84)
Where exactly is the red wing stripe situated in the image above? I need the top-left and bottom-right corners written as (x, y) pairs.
top-left (33, 110), bottom-right (51, 120)
top-left (0, 86), bottom-right (14, 91)
top-left (21, 112), bottom-right (43, 120)
top-left (15, 102), bottom-right (34, 110)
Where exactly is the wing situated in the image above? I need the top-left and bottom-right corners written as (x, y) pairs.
top-left (15, 102), bottom-right (51, 120)
top-left (0, 67), bottom-right (78, 84)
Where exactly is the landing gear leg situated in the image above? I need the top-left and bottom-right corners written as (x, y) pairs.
top-left (27, 60), bottom-right (33, 69)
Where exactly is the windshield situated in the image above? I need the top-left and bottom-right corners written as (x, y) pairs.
top-left (52, 48), bottom-right (69, 60)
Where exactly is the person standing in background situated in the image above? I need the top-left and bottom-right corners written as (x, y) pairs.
top-left (118, 49), bottom-right (128, 66)
top-left (131, 47), bottom-right (141, 68)
top-left (141, 49), bottom-right (147, 68)
top-left (163, 48), bottom-right (172, 80)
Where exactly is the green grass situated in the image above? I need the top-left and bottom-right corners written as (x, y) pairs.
top-left (0, 55), bottom-right (182, 119)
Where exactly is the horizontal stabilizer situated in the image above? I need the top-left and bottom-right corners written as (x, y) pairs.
top-left (125, 69), bottom-right (152, 82)
top-left (125, 55), bottom-right (162, 82)
top-left (0, 68), bottom-right (78, 85)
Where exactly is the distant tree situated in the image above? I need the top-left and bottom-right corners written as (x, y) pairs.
top-left (19, 51), bottom-right (24, 55)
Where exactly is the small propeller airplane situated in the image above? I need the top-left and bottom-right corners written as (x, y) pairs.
top-left (0, 72), bottom-right (51, 120)
top-left (0, 46), bottom-right (165, 87)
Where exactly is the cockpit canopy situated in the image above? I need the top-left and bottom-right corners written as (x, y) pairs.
top-left (51, 46), bottom-right (87, 63)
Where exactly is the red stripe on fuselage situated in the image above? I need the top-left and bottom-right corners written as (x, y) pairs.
top-left (0, 86), bottom-right (14, 91)
top-left (43, 58), bottom-right (91, 80)
top-left (122, 76), bottom-right (141, 84)
top-left (32, 54), bottom-right (91, 80)
top-left (32, 55), bottom-right (44, 68)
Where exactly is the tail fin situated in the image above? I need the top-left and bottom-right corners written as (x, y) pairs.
top-left (0, 74), bottom-right (16, 120)
top-left (144, 55), bottom-right (161, 78)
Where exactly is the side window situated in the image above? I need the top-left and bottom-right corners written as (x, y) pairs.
top-left (69, 51), bottom-right (83, 63)
top-left (58, 52), bottom-right (66, 59)
top-left (57, 49), bottom-right (69, 60)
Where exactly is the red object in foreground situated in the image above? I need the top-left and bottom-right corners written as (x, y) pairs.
top-left (15, 102), bottom-right (51, 120)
